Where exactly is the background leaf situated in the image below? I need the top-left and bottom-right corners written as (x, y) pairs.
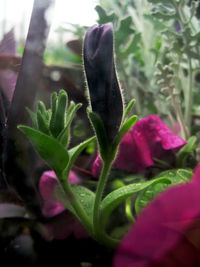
top-left (0, 204), bottom-right (26, 219)
top-left (3, 0), bottom-right (55, 216)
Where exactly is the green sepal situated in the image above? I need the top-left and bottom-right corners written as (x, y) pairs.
top-left (57, 102), bottom-right (82, 147)
top-left (100, 177), bottom-right (171, 227)
top-left (113, 115), bottom-right (137, 148)
top-left (18, 126), bottom-right (69, 176)
top-left (122, 99), bottom-right (135, 123)
top-left (87, 109), bottom-right (109, 161)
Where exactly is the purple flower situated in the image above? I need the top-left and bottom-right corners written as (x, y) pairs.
top-left (92, 115), bottom-right (186, 177)
top-left (113, 165), bottom-right (200, 267)
top-left (39, 170), bottom-right (87, 240)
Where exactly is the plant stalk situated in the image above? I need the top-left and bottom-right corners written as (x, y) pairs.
top-left (93, 159), bottom-right (112, 233)
top-left (58, 170), bottom-right (93, 235)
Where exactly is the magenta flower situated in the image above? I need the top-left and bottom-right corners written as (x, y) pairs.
top-left (39, 170), bottom-right (87, 240)
top-left (113, 164), bottom-right (200, 267)
top-left (92, 115), bottom-right (186, 177)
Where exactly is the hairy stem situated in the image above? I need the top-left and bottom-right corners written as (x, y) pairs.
top-left (93, 160), bottom-right (112, 232)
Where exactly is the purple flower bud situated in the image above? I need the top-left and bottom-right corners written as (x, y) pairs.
top-left (83, 23), bottom-right (123, 142)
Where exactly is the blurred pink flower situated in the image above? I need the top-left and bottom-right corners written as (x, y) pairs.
top-left (39, 170), bottom-right (87, 240)
top-left (113, 164), bottom-right (200, 267)
top-left (92, 115), bottom-right (186, 177)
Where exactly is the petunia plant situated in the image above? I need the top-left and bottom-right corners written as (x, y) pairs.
top-left (18, 22), bottom-right (193, 249)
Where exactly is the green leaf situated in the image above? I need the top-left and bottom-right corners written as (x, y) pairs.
top-left (57, 102), bottom-right (82, 147)
top-left (135, 168), bottom-right (192, 214)
top-left (177, 169), bottom-right (193, 181)
top-left (152, 11), bottom-right (176, 21)
top-left (72, 186), bottom-right (95, 221)
top-left (148, 0), bottom-right (173, 3)
top-left (87, 109), bottom-right (109, 160)
top-left (38, 101), bottom-right (49, 120)
top-left (67, 136), bottom-right (96, 170)
top-left (49, 92), bottom-right (58, 137)
top-left (54, 90), bottom-right (68, 137)
top-left (100, 177), bottom-right (171, 227)
top-left (95, 5), bottom-right (116, 24)
top-left (37, 110), bottom-right (50, 135)
top-left (155, 168), bottom-right (192, 183)
top-left (115, 17), bottom-right (134, 45)
top-left (121, 33), bottom-right (142, 57)
top-left (18, 126), bottom-right (69, 175)
top-left (55, 185), bottom-right (95, 223)
top-left (135, 181), bottom-right (169, 214)
top-left (177, 136), bottom-right (197, 167)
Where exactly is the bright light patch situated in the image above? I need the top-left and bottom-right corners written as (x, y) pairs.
top-left (0, 0), bottom-right (98, 41)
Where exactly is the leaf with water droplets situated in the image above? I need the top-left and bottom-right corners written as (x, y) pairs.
top-left (54, 185), bottom-right (95, 224)
top-left (135, 169), bottom-right (192, 214)
top-left (100, 177), bottom-right (171, 227)
top-left (72, 186), bottom-right (95, 220)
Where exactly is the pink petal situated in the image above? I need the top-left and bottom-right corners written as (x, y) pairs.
top-left (92, 115), bottom-right (186, 176)
top-left (39, 170), bottom-right (87, 240)
top-left (92, 156), bottom-right (102, 178)
top-left (44, 211), bottom-right (88, 240)
top-left (39, 170), bottom-right (81, 217)
top-left (113, 181), bottom-right (200, 267)
top-left (191, 163), bottom-right (200, 184)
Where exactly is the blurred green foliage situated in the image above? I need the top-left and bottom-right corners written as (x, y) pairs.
top-left (42, 0), bottom-right (200, 142)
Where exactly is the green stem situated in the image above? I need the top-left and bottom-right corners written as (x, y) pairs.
top-left (172, 0), bottom-right (193, 135)
top-left (184, 56), bottom-right (193, 135)
top-left (125, 198), bottom-right (135, 222)
top-left (92, 157), bottom-right (120, 248)
top-left (93, 159), bottom-right (112, 233)
top-left (58, 170), bottom-right (93, 235)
